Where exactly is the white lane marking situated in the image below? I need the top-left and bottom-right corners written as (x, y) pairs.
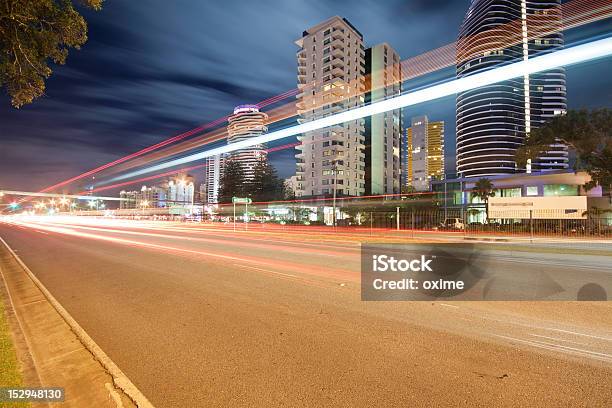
top-left (493, 334), bottom-right (612, 363)
top-left (439, 303), bottom-right (459, 309)
top-left (550, 328), bottom-right (612, 342)
top-left (528, 333), bottom-right (590, 347)
top-left (232, 263), bottom-right (298, 278)
top-left (473, 313), bottom-right (612, 343)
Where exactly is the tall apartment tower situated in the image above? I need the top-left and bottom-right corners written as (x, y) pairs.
top-left (294, 16), bottom-right (367, 197)
top-left (203, 154), bottom-right (225, 204)
top-left (227, 105), bottom-right (268, 181)
top-left (364, 43), bottom-right (402, 195)
top-left (456, 0), bottom-right (568, 178)
top-left (167, 174), bottom-right (195, 206)
top-left (405, 116), bottom-right (445, 191)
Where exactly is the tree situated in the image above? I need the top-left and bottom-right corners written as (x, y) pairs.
top-left (248, 158), bottom-right (285, 202)
top-left (0, 0), bottom-right (103, 108)
top-left (516, 108), bottom-right (612, 199)
top-left (284, 180), bottom-right (296, 200)
top-left (471, 178), bottom-right (495, 220)
top-left (218, 159), bottom-right (245, 203)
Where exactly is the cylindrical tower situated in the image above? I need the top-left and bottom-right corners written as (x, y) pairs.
top-left (226, 105), bottom-right (268, 181)
top-left (456, 0), bottom-right (568, 178)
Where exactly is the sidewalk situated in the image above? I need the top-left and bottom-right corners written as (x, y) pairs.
top-left (0, 239), bottom-right (148, 408)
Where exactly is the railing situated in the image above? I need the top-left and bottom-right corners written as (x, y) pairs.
top-left (358, 210), bottom-right (612, 239)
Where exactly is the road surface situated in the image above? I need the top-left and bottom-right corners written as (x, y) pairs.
top-left (1, 218), bottom-right (611, 407)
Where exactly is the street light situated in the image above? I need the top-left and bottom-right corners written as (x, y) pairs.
top-left (331, 159), bottom-right (338, 228)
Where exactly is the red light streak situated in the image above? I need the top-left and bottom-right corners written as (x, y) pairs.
top-left (26, 0), bottom-right (610, 196)
top-left (82, 163), bottom-right (207, 194)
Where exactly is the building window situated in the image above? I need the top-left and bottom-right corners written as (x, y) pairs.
top-left (526, 186), bottom-right (538, 196)
top-left (543, 184), bottom-right (578, 196)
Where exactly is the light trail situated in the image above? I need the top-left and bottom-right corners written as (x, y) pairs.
top-left (34, 90), bottom-right (300, 194)
top-left (85, 0), bottom-right (612, 179)
top-left (29, 0), bottom-right (610, 195)
top-left (82, 163), bottom-right (207, 194)
top-left (103, 37), bottom-right (612, 184)
top-left (0, 190), bottom-right (127, 201)
top-left (4, 218), bottom-right (357, 281)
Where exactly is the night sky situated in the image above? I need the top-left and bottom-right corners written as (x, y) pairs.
top-left (0, 0), bottom-right (610, 192)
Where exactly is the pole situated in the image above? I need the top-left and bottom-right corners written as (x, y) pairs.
top-left (444, 178), bottom-right (448, 220)
top-left (245, 202), bottom-right (248, 231)
top-left (529, 209), bottom-right (533, 242)
top-left (411, 208), bottom-right (415, 238)
top-left (233, 202), bottom-right (236, 231)
top-left (396, 206), bottom-right (400, 231)
top-left (332, 163), bottom-right (337, 228)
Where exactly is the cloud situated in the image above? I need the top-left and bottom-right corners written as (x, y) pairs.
top-left (0, 0), bottom-right (608, 192)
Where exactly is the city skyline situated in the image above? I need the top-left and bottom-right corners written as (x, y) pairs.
top-left (0, 1), bottom-right (610, 193)
top-left (0, 3), bottom-right (610, 407)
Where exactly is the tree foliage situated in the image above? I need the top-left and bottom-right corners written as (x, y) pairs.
top-left (471, 178), bottom-right (495, 219)
top-left (516, 109), bottom-right (612, 192)
top-left (218, 159), bottom-right (246, 203)
top-left (0, 0), bottom-right (102, 108)
top-left (248, 158), bottom-right (285, 202)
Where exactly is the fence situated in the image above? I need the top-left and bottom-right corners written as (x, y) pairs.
top-left (360, 210), bottom-right (612, 239)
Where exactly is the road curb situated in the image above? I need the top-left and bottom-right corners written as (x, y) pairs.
top-left (464, 237), bottom-right (510, 242)
top-left (0, 236), bottom-right (155, 408)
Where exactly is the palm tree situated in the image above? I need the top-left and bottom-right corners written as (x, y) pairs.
top-left (582, 206), bottom-right (612, 235)
top-left (471, 178), bottom-right (495, 221)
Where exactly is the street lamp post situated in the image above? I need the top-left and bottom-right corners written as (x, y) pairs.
top-left (332, 160), bottom-right (338, 228)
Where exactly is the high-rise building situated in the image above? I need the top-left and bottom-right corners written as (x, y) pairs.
top-left (227, 105), bottom-right (268, 181)
top-left (456, 0), bottom-right (568, 178)
top-left (405, 116), bottom-right (445, 191)
top-left (364, 43), bottom-right (402, 195)
top-left (119, 190), bottom-right (139, 209)
top-left (203, 154), bottom-right (225, 204)
top-left (119, 185), bottom-right (166, 209)
top-left (167, 175), bottom-right (195, 206)
top-left (294, 16), bottom-right (366, 197)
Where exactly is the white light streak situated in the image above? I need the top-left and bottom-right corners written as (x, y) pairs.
top-left (0, 190), bottom-right (126, 201)
top-left (105, 37), bottom-right (612, 184)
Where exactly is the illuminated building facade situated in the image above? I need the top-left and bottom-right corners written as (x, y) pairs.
top-left (456, 0), bottom-right (568, 178)
top-left (405, 116), bottom-right (445, 191)
top-left (167, 175), bottom-right (195, 206)
top-left (203, 154), bottom-right (225, 204)
top-left (227, 105), bottom-right (268, 182)
top-left (364, 43), bottom-right (402, 195)
top-left (119, 185), bottom-right (166, 209)
top-left (294, 16), bottom-right (366, 197)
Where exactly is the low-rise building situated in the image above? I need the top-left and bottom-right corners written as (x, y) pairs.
top-left (432, 171), bottom-right (608, 222)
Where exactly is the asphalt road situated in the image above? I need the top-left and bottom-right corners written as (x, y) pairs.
top-left (1, 218), bottom-right (611, 407)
